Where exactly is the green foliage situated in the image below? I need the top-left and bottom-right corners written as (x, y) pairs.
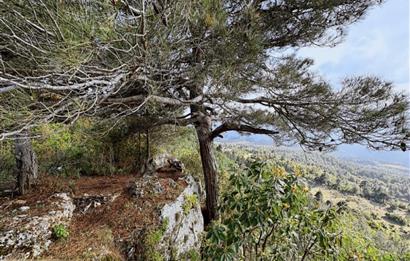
top-left (27, 119), bottom-right (150, 177)
top-left (214, 147), bottom-right (240, 189)
top-left (384, 213), bottom-right (407, 226)
top-left (336, 212), bottom-right (410, 260)
top-left (216, 145), bottom-right (410, 260)
top-left (52, 224), bottom-right (69, 240)
top-left (204, 161), bottom-right (341, 260)
top-left (0, 124), bottom-right (203, 182)
top-left (157, 128), bottom-right (202, 178)
top-left (222, 144), bottom-right (410, 207)
top-left (0, 141), bottom-right (15, 183)
top-left (143, 218), bottom-right (169, 261)
top-left (182, 194), bottom-right (198, 215)
top-left (33, 120), bottom-right (117, 177)
top-left (181, 249), bottom-right (201, 261)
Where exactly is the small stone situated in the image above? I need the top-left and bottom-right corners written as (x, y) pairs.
top-left (168, 179), bottom-right (177, 189)
top-left (19, 206), bottom-right (30, 212)
top-left (111, 193), bottom-right (120, 202)
top-left (129, 176), bottom-right (164, 198)
top-left (14, 200), bottom-right (27, 206)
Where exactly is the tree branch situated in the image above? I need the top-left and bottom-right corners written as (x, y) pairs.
top-left (107, 94), bottom-right (203, 106)
top-left (210, 122), bottom-right (279, 140)
top-left (237, 97), bottom-right (339, 107)
top-left (0, 73), bottom-right (126, 92)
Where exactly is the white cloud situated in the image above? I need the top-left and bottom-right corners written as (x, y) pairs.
top-left (296, 0), bottom-right (409, 95)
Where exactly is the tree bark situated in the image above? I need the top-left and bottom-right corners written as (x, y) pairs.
top-left (15, 132), bottom-right (38, 195)
top-left (189, 43), bottom-right (219, 223)
top-left (195, 114), bottom-right (219, 224)
top-left (145, 129), bottom-right (150, 161)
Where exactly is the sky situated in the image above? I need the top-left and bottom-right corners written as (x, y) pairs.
top-left (223, 0), bottom-right (410, 168)
top-left (296, 0), bottom-right (410, 168)
top-left (297, 0), bottom-right (409, 95)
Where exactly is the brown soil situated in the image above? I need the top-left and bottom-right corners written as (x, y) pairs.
top-left (0, 175), bottom-right (137, 218)
top-left (156, 170), bottom-right (185, 180)
top-left (0, 173), bottom-right (187, 260)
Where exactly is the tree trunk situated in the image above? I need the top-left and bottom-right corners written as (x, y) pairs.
top-left (195, 115), bottom-right (219, 224)
top-left (145, 129), bottom-right (150, 161)
top-left (112, 140), bottom-right (120, 166)
top-left (15, 132), bottom-right (38, 195)
top-left (138, 132), bottom-right (142, 168)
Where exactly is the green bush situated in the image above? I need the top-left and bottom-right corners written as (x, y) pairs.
top-left (384, 213), bottom-right (407, 226)
top-left (143, 218), bottom-right (169, 261)
top-left (203, 161), bottom-right (342, 260)
top-left (52, 224), bottom-right (69, 240)
top-left (31, 119), bottom-right (150, 177)
top-left (157, 128), bottom-right (202, 178)
top-left (0, 141), bottom-right (15, 183)
top-left (338, 212), bottom-right (410, 260)
top-left (182, 194), bottom-right (198, 215)
top-left (34, 121), bottom-right (117, 177)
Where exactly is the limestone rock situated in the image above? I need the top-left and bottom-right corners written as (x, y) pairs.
top-left (159, 175), bottom-right (204, 259)
top-left (0, 193), bottom-right (75, 260)
top-left (129, 175), bottom-right (204, 260)
top-left (18, 206), bottom-right (30, 212)
top-left (128, 176), bottom-right (164, 198)
top-left (73, 194), bottom-right (113, 214)
top-left (140, 154), bottom-right (184, 176)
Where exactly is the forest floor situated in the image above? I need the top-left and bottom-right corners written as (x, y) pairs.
top-left (0, 174), bottom-right (188, 260)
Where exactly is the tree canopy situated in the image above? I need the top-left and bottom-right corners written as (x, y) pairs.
top-left (0, 0), bottom-right (408, 221)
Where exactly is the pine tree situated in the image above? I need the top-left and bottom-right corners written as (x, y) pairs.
top-left (1, 0), bottom-right (408, 221)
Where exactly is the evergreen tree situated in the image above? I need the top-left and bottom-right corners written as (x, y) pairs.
top-left (0, 0), bottom-right (408, 221)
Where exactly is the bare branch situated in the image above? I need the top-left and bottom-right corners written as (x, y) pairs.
top-left (107, 94), bottom-right (203, 106)
top-left (211, 122), bottom-right (279, 140)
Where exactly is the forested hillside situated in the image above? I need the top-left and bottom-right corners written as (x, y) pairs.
top-left (217, 142), bottom-right (410, 259)
top-left (221, 143), bottom-right (410, 202)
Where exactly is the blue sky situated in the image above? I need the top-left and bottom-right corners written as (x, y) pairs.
top-left (297, 0), bottom-right (410, 167)
top-left (297, 0), bottom-right (409, 95)
top-left (223, 0), bottom-right (410, 167)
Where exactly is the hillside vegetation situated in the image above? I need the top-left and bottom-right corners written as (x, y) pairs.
top-left (217, 143), bottom-right (410, 259)
top-left (3, 123), bottom-right (409, 260)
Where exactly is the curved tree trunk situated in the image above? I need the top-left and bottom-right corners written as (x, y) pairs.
top-left (195, 115), bottom-right (219, 224)
top-left (15, 132), bottom-right (38, 195)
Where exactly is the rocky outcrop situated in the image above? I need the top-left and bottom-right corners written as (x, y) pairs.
top-left (0, 156), bottom-right (204, 260)
top-left (140, 154), bottom-right (184, 177)
top-left (127, 175), bottom-right (204, 261)
top-left (159, 175), bottom-right (204, 259)
top-left (0, 193), bottom-right (75, 260)
top-left (128, 175), bottom-right (165, 198)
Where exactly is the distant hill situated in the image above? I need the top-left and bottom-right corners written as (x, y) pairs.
top-left (217, 131), bottom-right (410, 169)
top-left (219, 141), bottom-right (410, 207)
